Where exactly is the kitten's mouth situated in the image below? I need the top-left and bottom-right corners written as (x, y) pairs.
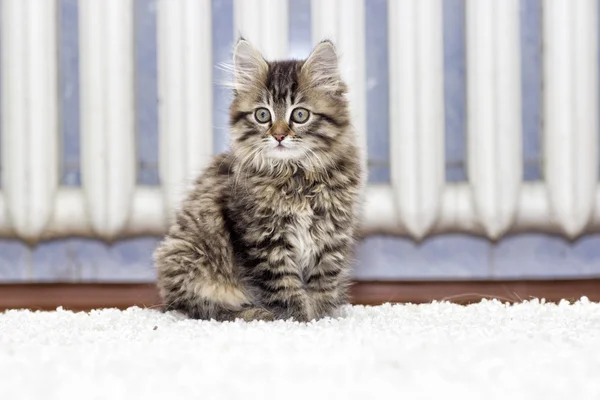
top-left (266, 141), bottom-right (302, 159)
top-left (273, 142), bottom-right (291, 152)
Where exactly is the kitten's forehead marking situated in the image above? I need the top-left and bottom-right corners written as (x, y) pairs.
top-left (263, 60), bottom-right (307, 122)
top-left (266, 60), bottom-right (301, 104)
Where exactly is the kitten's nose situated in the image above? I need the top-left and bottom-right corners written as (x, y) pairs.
top-left (270, 121), bottom-right (290, 142)
top-left (273, 133), bottom-right (287, 142)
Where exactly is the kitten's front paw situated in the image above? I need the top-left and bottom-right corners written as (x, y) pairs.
top-left (274, 308), bottom-right (311, 323)
top-left (237, 308), bottom-right (275, 322)
top-left (292, 314), bottom-right (311, 323)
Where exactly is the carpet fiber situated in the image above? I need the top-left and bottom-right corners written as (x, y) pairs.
top-left (1, 299), bottom-right (599, 399)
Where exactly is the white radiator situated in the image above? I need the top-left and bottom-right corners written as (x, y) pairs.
top-left (0, 0), bottom-right (598, 244)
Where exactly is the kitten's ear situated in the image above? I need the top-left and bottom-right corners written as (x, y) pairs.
top-left (301, 40), bottom-right (342, 91)
top-left (233, 38), bottom-right (268, 91)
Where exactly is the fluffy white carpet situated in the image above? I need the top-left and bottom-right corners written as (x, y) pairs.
top-left (1, 299), bottom-right (599, 400)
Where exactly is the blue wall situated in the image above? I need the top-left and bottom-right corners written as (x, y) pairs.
top-left (1, 0), bottom-right (600, 282)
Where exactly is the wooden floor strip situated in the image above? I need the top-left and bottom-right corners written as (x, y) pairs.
top-left (1, 279), bottom-right (599, 312)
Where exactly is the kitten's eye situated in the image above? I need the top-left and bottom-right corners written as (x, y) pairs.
top-left (291, 107), bottom-right (310, 124)
top-left (254, 107), bottom-right (271, 123)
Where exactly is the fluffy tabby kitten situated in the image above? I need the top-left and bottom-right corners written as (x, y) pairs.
top-left (153, 39), bottom-right (364, 322)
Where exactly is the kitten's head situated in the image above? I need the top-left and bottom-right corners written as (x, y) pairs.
top-left (228, 38), bottom-right (353, 172)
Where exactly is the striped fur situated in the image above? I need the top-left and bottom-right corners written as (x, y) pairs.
top-left (154, 39), bottom-right (365, 322)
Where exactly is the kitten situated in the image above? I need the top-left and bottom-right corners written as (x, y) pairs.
top-left (153, 39), bottom-right (364, 322)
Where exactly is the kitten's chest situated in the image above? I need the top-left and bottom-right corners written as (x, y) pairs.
top-left (248, 179), bottom-right (344, 269)
top-left (277, 187), bottom-right (339, 273)
top-left (285, 204), bottom-right (317, 273)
